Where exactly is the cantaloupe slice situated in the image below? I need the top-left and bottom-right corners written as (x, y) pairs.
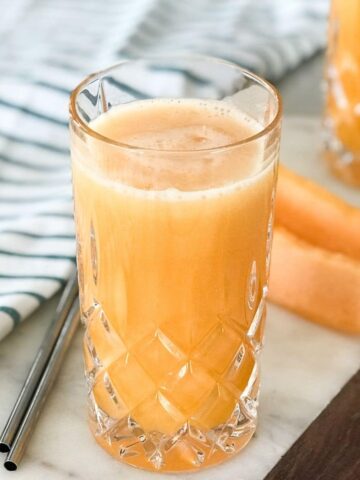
top-left (269, 227), bottom-right (360, 334)
top-left (276, 165), bottom-right (360, 260)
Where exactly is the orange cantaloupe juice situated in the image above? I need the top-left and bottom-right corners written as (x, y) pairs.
top-left (72, 99), bottom-right (276, 466)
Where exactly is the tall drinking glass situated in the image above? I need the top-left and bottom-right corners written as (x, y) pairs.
top-left (69, 55), bottom-right (281, 473)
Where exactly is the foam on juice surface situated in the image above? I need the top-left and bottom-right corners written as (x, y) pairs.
top-left (76, 98), bottom-right (268, 197)
top-left (120, 124), bottom-right (237, 151)
top-left (91, 98), bottom-right (258, 151)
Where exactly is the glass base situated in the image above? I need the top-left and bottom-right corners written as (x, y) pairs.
top-left (82, 286), bottom-right (266, 472)
top-left (82, 296), bottom-right (265, 472)
top-left (89, 406), bottom-right (256, 473)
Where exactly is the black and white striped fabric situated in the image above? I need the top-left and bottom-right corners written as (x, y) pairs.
top-left (0, 0), bottom-right (329, 340)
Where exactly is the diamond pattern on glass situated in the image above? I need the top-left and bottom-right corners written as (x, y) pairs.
top-left (191, 384), bottom-right (237, 430)
top-left (81, 301), bottom-right (99, 326)
top-left (247, 290), bottom-right (267, 354)
top-left (87, 307), bottom-right (127, 369)
top-left (131, 393), bottom-right (186, 435)
top-left (106, 353), bottom-right (157, 410)
top-left (193, 322), bottom-right (243, 375)
top-left (82, 276), bottom-right (267, 471)
top-left (227, 400), bottom-right (256, 435)
top-left (84, 330), bottom-right (102, 381)
top-left (91, 371), bottom-right (129, 420)
top-left (223, 345), bottom-right (256, 396)
top-left (159, 308), bottom-right (221, 355)
top-left (131, 329), bottom-right (186, 381)
top-left (161, 362), bottom-right (216, 415)
top-left (88, 390), bottom-right (122, 437)
top-left (188, 423), bottom-right (212, 448)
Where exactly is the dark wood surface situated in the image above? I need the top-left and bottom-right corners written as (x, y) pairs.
top-left (264, 369), bottom-right (360, 480)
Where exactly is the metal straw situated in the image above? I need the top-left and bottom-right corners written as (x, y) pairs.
top-left (0, 271), bottom-right (78, 454)
top-left (4, 296), bottom-right (80, 471)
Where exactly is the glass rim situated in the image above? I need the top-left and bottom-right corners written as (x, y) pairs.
top-left (69, 54), bottom-right (282, 153)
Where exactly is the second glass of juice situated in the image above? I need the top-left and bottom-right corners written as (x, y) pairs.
top-left (70, 56), bottom-right (281, 473)
top-left (324, 0), bottom-right (360, 185)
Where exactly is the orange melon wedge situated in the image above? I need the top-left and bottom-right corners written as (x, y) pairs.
top-left (276, 165), bottom-right (360, 260)
top-left (269, 227), bottom-right (360, 334)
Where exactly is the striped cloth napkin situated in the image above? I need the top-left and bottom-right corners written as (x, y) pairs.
top-left (0, 0), bottom-right (329, 341)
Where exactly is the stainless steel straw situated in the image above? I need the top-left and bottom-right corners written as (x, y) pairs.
top-left (0, 271), bottom-right (78, 454)
top-left (4, 296), bottom-right (80, 471)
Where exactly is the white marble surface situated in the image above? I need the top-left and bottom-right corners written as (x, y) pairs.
top-left (0, 114), bottom-right (360, 479)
